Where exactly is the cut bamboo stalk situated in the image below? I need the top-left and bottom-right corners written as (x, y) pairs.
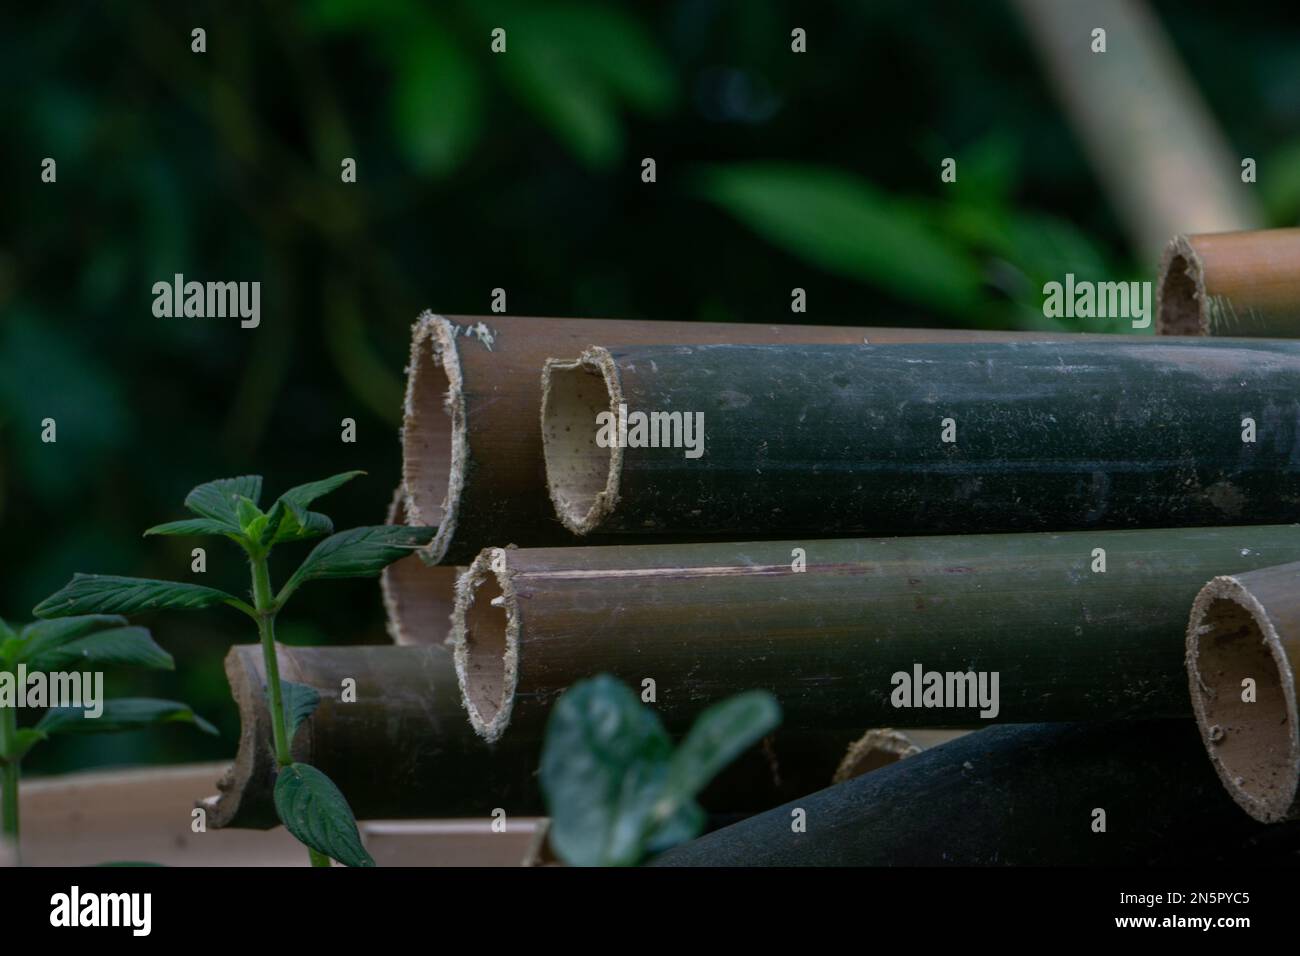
top-left (542, 341), bottom-right (1300, 538)
top-left (403, 313), bottom-right (1094, 565)
top-left (1157, 229), bottom-right (1300, 336)
top-left (205, 643), bottom-right (861, 825)
top-left (650, 720), bottom-right (1300, 866)
top-left (380, 486), bottom-right (460, 645)
top-left (1186, 560), bottom-right (1300, 823)
top-left (451, 525), bottom-right (1300, 742)
top-left (1013, 0), bottom-right (1259, 262)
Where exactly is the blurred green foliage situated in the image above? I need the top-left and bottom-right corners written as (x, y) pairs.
top-left (0, 0), bottom-right (1295, 775)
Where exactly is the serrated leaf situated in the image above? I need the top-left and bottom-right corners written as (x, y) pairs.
top-left (274, 762), bottom-right (374, 867)
top-left (262, 504), bottom-right (335, 546)
top-left (37, 698), bottom-right (218, 736)
top-left (279, 680), bottom-right (321, 740)
top-left (33, 575), bottom-right (242, 618)
top-left (144, 518), bottom-right (239, 538)
top-left (279, 525), bottom-right (436, 601)
top-left (184, 476), bottom-right (263, 530)
top-left (18, 614), bottom-right (129, 661)
top-left (540, 674), bottom-right (676, 866)
top-left (28, 626), bottom-right (173, 672)
top-left (276, 471), bottom-right (365, 521)
top-left (665, 690), bottom-right (780, 799)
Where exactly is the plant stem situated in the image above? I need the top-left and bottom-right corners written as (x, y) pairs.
top-left (0, 695), bottom-right (20, 863)
top-left (251, 553), bottom-right (328, 867)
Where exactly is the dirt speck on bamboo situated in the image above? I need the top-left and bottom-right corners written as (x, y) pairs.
top-left (1157, 229), bottom-right (1300, 336)
top-left (1186, 561), bottom-right (1300, 823)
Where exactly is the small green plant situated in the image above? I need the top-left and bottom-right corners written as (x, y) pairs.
top-left (539, 674), bottom-right (781, 866)
top-left (34, 473), bottom-right (435, 867)
top-left (0, 613), bottom-right (214, 864)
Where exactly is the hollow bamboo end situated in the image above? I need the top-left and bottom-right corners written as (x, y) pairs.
top-left (540, 346), bottom-right (623, 535)
top-left (1186, 575), bottom-right (1300, 823)
top-left (199, 647), bottom-right (280, 830)
top-left (451, 548), bottom-right (520, 743)
top-left (1156, 234), bottom-right (1210, 336)
top-left (402, 312), bottom-right (467, 564)
top-left (381, 486), bottom-right (462, 646)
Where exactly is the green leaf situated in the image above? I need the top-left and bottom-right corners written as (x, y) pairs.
top-left (143, 518), bottom-right (239, 538)
top-left (0, 616), bottom-right (15, 641)
top-left (539, 4), bottom-right (676, 114)
top-left (539, 674), bottom-right (676, 866)
top-left (693, 163), bottom-right (985, 315)
top-left (18, 614), bottom-right (129, 662)
top-left (273, 763), bottom-right (374, 867)
top-left (276, 470), bottom-right (366, 520)
top-left (235, 495), bottom-right (264, 534)
top-left (36, 698), bottom-right (218, 736)
top-left (499, 43), bottom-right (621, 168)
top-left (184, 476), bottom-right (263, 530)
top-left (665, 690), bottom-right (781, 799)
top-left (278, 525), bottom-right (436, 601)
top-left (279, 680), bottom-right (321, 740)
top-left (28, 626), bottom-right (173, 672)
top-left (33, 575), bottom-right (244, 618)
top-left (394, 27), bottom-right (482, 176)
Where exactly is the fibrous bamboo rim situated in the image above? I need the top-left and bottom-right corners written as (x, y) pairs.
top-left (402, 313), bottom-right (467, 564)
top-left (1186, 575), bottom-right (1300, 822)
top-left (1156, 235), bottom-right (1210, 336)
top-left (540, 346), bottom-right (624, 535)
top-left (451, 548), bottom-right (520, 743)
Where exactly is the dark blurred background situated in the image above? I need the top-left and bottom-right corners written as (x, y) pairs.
top-left (2, 0), bottom-right (1298, 773)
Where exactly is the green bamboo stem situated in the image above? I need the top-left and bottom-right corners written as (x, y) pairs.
top-left (401, 314), bottom-right (1094, 565)
top-left (1186, 560), bottom-right (1300, 823)
top-left (451, 525), bottom-right (1300, 743)
top-left (542, 341), bottom-right (1300, 539)
top-left (651, 721), bottom-right (1300, 866)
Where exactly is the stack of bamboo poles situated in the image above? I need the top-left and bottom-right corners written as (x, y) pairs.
top-left (205, 230), bottom-right (1300, 864)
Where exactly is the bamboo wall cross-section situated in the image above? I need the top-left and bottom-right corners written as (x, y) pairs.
top-left (541, 340), bottom-right (1300, 539)
top-left (401, 313), bottom-right (1092, 565)
top-left (449, 525), bottom-right (1300, 743)
top-left (1156, 229), bottom-right (1300, 336)
top-left (1186, 560), bottom-right (1300, 823)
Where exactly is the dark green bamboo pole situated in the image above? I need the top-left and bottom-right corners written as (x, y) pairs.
top-left (650, 720), bottom-right (1300, 866)
top-left (451, 525), bottom-right (1300, 742)
top-left (1186, 560), bottom-right (1300, 823)
top-left (403, 314), bottom-right (1102, 565)
top-left (203, 643), bottom-right (861, 826)
top-left (542, 341), bottom-right (1300, 539)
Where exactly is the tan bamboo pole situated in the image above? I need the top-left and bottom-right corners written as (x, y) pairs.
top-left (1157, 229), bottom-right (1300, 336)
top-left (1013, 0), bottom-right (1259, 262)
top-left (402, 313), bottom-right (1096, 566)
top-left (380, 487), bottom-right (460, 645)
top-left (204, 643), bottom-right (863, 825)
top-left (832, 729), bottom-right (968, 783)
top-left (451, 525), bottom-right (1300, 743)
top-left (1186, 560), bottom-right (1300, 823)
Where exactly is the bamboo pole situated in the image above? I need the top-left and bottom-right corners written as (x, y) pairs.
top-left (650, 720), bottom-right (1300, 866)
top-left (204, 643), bottom-right (863, 825)
top-left (450, 525), bottom-right (1300, 742)
top-left (1157, 229), bottom-right (1300, 336)
top-left (402, 313), bottom-right (1095, 565)
top-left (380, 487), bottom-right (460, 645)
top-left (1186, 560), bottom-right (1300, 823)
top-left (542, 340), bottom-right (1300, 539)
top-left (1013, 0), bottom-right (1259, 262)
